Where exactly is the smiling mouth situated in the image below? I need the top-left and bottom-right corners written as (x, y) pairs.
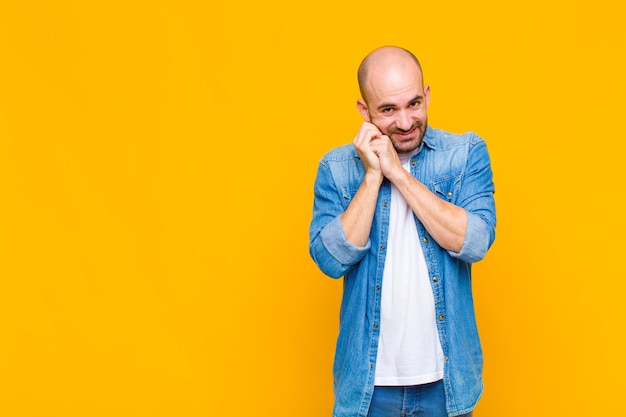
top-left (394, 127), bottom-right (418, 139)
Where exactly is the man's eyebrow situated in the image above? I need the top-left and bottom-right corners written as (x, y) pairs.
top-left (376, 95), bottom-right (423, 111)
top-left (376, 102), bottom-right (397, 110)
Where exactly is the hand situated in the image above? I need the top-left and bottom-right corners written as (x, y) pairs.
top-left (353, 122), bottom-right (384, 183)
top-left (370, 134), bottom-right (403, 182)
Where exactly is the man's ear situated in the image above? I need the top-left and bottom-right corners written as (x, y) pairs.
top-left (424, 84), bottom-right (431, 108)
top-left (356, 99), bottom-right (371, 122)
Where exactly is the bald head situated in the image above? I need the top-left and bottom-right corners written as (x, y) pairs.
top-left (357, 46), bottom-right (423, 103)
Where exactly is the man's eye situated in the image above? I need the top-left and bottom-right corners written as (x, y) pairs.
top-left (382, 108), bottom-right (393, 113)
top-left (410, 101), bottom-right (420, 107)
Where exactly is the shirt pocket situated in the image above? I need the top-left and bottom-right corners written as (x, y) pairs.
top-left (431, 174), bottom-right (462, 203)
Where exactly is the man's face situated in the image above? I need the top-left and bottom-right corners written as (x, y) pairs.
top-left (358, 63), bottom-right (430, 154)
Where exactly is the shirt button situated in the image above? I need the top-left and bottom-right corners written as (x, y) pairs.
top-left (373, 323), bottom-right (378, 329)
top-left (447, 191), bottom-right (453, 197)
top-left (376, 285), bottom-right (381, 290)
top-left (380, 245), bottom-right (385, 251)
top-left (439, 315), bottom-right (445, 321)
top-left (445, 356), bottom-right (449, 361)
top-left (432, 277), bottom-right (439, 282)
top-left (423, 238), bottom-right (428, 243)
top-left (411, 161), bottom-right (416, 166)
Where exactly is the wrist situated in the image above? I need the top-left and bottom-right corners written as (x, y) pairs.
top-left (387, 166), bottom-right (411, 186)
top-left (364, 170), bottom-right (384, 186)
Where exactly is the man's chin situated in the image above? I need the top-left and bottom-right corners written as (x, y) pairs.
top-left (392, 137), bottom-right (421, 154)
top-left (391, 127), bottom-right (427, 153)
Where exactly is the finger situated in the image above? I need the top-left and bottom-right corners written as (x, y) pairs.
top-left (370, 139), bottom-right (385, 156)
top-left (355, 126), bottom-right (381, 148)
top-left (363, 122), bottom-right (382, 134)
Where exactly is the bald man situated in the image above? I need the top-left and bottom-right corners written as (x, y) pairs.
top-left (309, 46), bottom-right (496, 417)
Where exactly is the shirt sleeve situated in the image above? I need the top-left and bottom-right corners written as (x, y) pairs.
top-left (448, 135), bottom-right (497, 263)
top-left (309, 159), bottom-right (371, 278)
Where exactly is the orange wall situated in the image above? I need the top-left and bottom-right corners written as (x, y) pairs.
top-left (1, 1), bottom-right (625, 416)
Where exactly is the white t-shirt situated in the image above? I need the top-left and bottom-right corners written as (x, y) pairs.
top-left (374, 150), bottom-right (444, 386)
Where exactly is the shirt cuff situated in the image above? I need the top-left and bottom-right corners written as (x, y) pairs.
top-left (452, 211), bottom-right (490, 263)
top-left (320, 216), bottom-right (371, 266)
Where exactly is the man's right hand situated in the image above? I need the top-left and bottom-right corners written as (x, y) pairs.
top-left (353, 122), bottom-right (384, 185)
top-left (341, 123), bottom-right (386, 247)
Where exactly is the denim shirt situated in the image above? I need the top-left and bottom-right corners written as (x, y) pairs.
top-left (309, 126), bottom-right (496, 417)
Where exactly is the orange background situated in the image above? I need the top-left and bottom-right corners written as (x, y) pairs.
top-left (1, 1), bottom-right (625, 416)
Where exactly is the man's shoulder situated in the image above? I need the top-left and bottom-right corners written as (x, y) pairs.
top-left (319, 143), bottom-right (359, 163)
top-left (426, 127), bottom-right (485, 151)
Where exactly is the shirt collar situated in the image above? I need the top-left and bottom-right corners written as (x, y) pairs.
top-left (421, 125), bottom-right (437, 150)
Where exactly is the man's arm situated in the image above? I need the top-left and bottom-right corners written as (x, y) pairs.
top-left (370, 134), bottom-right (495, 257)
top-left (308, 123), bottom-right (385, 278)
top-left (388, 168), bottom-right (467, 252)
top-left (340, 123), bottom-right (384, 247)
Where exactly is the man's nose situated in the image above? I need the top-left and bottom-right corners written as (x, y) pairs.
top-left (396, 111), bottom-right (413, 131)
